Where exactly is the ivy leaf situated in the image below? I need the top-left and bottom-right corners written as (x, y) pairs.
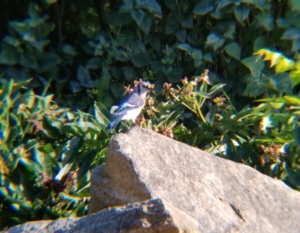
top-left (181, 15), bottom-right (194, 29)
top-left (20, 52), bottom-right (38, 69)
top-left (256, 12), bottom-right (274, 31)
top-left (123, 66), bottom-right (137, 80)
top-left (216, 0), bottom-right (234, 11)
top-left (189, 48), bottom-right (202, 60)
top-left (253, 36), bottom-right (268, 52)
top-left (177, 43), bottom-right (191, 52)
top-left (206, 33), bottom-right (221, 44)
top-left (130, 52), bottom-right (149, 67)
top-left (139, 13), bottom-right (152, 34)
top-left (281, 27), bottom-right (300, 40)
top-left (176, 29), bottom-right (187, 42)
top-left (224, 42), bottom-right (241, 60)
top-left (86, 57), bottom-right (101, 69)
top-left (243, 76), bottom-right (266, 97)
top-left (38, 52), bottom-right (61, 73)
top-left (207, 33), bottom-right (225, 51)
top-left (77, 65), bottom-right (94, 88)
top-left (0, 47), bottom-right (19, 65)
top-left (241, 56), bottom-right (265, 78)
top-left (234, 4), bottom-right (250, 24)
top-left (62, 44), bottom-right (77, 56)
top-left (204, 53), bottom-right (213, 63)
top-left (292, 39), bottom-right (300, 52)
top-left (193, 0), bottom-right (215, 15)
top-left (135, 0), bottom-right (162, 18)
top-left (130, 9), bottom-right (145, 26)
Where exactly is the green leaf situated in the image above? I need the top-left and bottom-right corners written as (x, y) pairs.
top-left (216, 0), bottom-right (234, 11)
top-left (206, 32), bottom-right (225, 50)
top-left (0, 47), bottom-right (19, 65)
top-left (3, 36), bottom-right (21, 47)
top-left (256, 12), bottom-right (274, 31)
top-left (177, 43), bottom-right (191, 52)
top-left (206, 33), bottom-right (220, 44)
top-left (123, 66), bottom-right (137, 80)
top-left (139, 13), bottom-right (152, 34)
top-left (208, 84), bottom-right (226, 95)
top-left (63, 45), bottom-right (77, 56)
top-left (292, 39), bottom-right (300, 52)
top-left (130, 52), bottom-right (149, 67)
top-left (253, 36), bottom-right (268, 52)
top-left (194, 0), bottom-right (216, 15)
top-left (290, 69), bottom-right (300, 87)
top-left (234, 4), bottom-right (250, 24)
top-left (165, 11), bottom-right (177, 34)
top-left (20, 52), bottom-right (38, 69)
top-left (189, 48), bottom-right (202, 60)
top-left (290, 0), bottom-right (300, 11)
top-left (241, 56), bottom-right (265, 78)
top-left (129, 8), bottom-right (151, 33)
top-left (77, 65), bottom-right (94, 88)
top-left (243, 76), bottom-right (266, 97)
top-left (165, 0), bottom-right (177, 9)
top-left (131, 9), bottom-right (145, 26)
top-left (223, 22), bottom-right (236, 40)
top-left (224, 42), bottom-right (241, 60)
top-left (38, 52), bottom-right (61, 72)
top-left (204, 53), bottom-right (213, 63)
top-left (255, 96), bottom-right (300, 105)
top-left (193, 91), bottom-right (210, 98)
top-left (135, 0), bottom-right (162, 18)
top-left (176, 29), bottom-right (187, 42)
top-left (29, 40), bottom-right (50, 52)
top-left (94, 101), bottom-right (110, 126)
top-left (281, 27), bottom-right (300, 40)
top-left (167, 67), bottom-right (184, 83)
top-left (181, 15), bottom-right (194, 29)
top-left (86, 57), bottom-right (101, 69)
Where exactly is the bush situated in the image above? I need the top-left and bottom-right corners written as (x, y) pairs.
top-left (1, 0), bottom-right (300, 229)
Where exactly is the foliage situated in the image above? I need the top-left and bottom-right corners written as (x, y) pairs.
top-left (1, 0), bottom-right (300, 229)
top-left (0, 78), bottom-right (110, 229)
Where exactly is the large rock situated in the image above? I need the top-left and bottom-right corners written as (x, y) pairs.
top-left (89, 127), bottom-right (300, 233)
top-left (5, 198), bottom-right (182, 233)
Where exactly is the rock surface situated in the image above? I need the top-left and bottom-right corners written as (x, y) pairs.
top-left (89, 127), bottom-right (300, 233)
top-left (4, 198), bottom-right (181, 233)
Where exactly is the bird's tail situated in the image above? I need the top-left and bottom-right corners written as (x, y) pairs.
top-left (106, 116), bottom-right (122, 130)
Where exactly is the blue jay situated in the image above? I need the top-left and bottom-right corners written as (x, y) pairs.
top-left (106, 80), bottom-right (153, 130)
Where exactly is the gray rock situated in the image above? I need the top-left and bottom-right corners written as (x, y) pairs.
top-left (4, 198), bottom-right (182, 233)
top-left (89, 127), bottom-right (300, 233)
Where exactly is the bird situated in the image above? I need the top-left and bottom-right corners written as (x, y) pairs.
top-left (106, 80), bottom-right (154, 130)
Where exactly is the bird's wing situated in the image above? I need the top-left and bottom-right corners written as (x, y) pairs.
top-left (112, 93), bottom-right (145, 117)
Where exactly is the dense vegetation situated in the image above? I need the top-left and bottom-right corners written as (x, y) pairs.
top-left (1, 0), bottom-right (300, 230)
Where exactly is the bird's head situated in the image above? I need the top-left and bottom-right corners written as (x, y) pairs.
top-left (136, 79), bottom-right (154, 96)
